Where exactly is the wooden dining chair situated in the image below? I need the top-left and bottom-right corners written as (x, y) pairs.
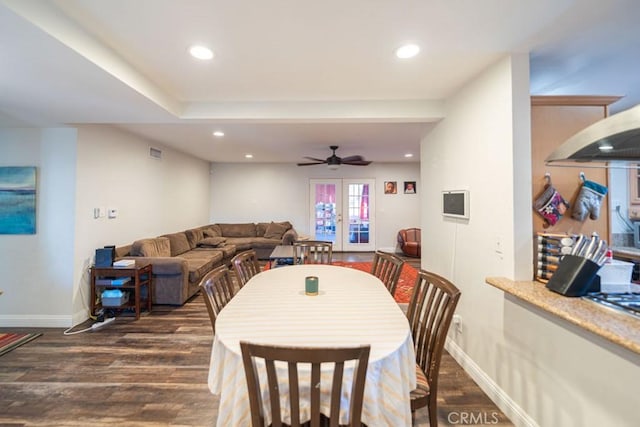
top-left (240, 342), bottom-right (370, 427)
top-left (293, 240), bottom-right (333, 265)
top-left (370, 250), bottom-right (405, 296)
top-left (232, 249), bottom-right (261, 288)
top-left (406, 269), bottom-right (461, 427)
top-left (198, 265), bottom-right (236, 334)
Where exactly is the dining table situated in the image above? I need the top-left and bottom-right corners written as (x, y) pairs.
top-left (207, 263), bottom-right (416, 426)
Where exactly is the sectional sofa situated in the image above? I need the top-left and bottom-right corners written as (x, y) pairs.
top-left (114, 221), bottom-right (297, 305)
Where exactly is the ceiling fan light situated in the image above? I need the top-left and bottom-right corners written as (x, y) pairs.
top-left (327, 164), bottom-right (340, 170)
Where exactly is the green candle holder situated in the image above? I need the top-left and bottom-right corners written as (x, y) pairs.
top-left (305, 276), bottom-right (319, 296)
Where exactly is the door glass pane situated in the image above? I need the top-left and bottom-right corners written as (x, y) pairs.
top-left (314, 184), bottom-right (336, 242)
top-left (347, 184), bottom-right (370, 244)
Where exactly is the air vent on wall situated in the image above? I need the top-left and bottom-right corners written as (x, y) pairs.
top-left (149, 147), bottom-right (162, 160)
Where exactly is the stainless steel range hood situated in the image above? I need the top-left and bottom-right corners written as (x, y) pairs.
top-left (546, 103), bottom-right (640, 163)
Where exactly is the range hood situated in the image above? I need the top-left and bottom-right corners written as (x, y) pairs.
top-left (546, 103), bottom-right (640, 163)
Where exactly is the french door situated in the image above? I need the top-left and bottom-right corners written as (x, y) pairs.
top-left (309, 179), bottom-right (375, 251)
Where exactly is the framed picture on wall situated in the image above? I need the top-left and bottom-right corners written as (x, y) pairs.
top-left (404, 181), bottom-right (416, 194)
top-left (384, 181), bottom-right (397, 194)
top-left (0, 166), bottom-right (37, 234)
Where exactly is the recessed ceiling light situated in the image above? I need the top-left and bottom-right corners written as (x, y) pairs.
top-left (245, 154), bottom-right (253, 159)
top-left (213, 131), bottom-right (224, 137)
top-left (404, 153), bottom-right (414, 158)
top-left (395, 44), bottom-right (420, 59)
top-left (599, 143), bottom-right (614, 151)
top-left (189, 45), bottom-right (214, 60)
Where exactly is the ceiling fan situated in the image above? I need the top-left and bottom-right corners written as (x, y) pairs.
top-left (297, 145), bottom-right (372, 169)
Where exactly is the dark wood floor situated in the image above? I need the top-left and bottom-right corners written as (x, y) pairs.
top-left (0, 252), bottom-right (513, 426)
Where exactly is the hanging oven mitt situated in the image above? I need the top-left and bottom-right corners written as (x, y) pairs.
top-left (533, 184), bottom-right (570, 228)
top-left (572, 179), bottom-right (608, 221)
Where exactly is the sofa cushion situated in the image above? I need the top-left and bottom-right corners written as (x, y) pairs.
top-left (204, 224), bottom-right (222, 238)
top-left (250, 237), bottom-right (284, 249)
top-left (162, 232), bottom-right (191, 257)
top-left (222, 237), bottom-right (255, 251)
top-left (264, 221), bottom-right (289, 239)
top-left (197, 236), bottom-right (227, 247)
top-left (219, 223), bottom-right (257, 237)
top-left (131, 237), bottom-right (171, 257)
top-left (185, 228), bottom-right (205, 249)
top-left (179, 251), bottom-right (223, 283)
top-left (256, 222), bottom-right (269, 237)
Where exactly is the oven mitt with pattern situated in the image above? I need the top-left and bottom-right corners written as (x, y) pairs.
top-left (533, 185), bottom-right (570, 228)
top-left (572, 179), bottom-right (608, 221)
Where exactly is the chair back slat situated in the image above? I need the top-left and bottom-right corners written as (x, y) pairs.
top-left (407, 270), bottom-right (461, 387)
top-left (198, 265), bottom-right (236, 334)
top-left (371, 250), bottom-right (405, 296)
top-left (264, 359), bottom-right (282, 426)
top-left (293, 241), bottom-right (333, 265)
top-left (232, 250), bottom-right (261, 287)
top-left (240, 342), bottom-right (370, 427)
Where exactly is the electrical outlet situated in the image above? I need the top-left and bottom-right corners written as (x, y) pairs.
top-left (452, 314), bottom-right (462, 333)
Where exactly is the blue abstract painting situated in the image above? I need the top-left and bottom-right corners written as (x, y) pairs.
top-left (0, 167), bottom-right (36, 234)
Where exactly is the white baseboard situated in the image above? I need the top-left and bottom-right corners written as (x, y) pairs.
top-left (0, 314), bottom-right (72, 328)
top-left (445, 339), bottom-right (538, 427)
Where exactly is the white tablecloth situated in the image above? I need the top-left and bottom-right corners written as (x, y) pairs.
top-left (208, 264), bottom-right (416, 426)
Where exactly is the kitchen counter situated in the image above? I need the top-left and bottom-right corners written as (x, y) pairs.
top-left (486, 277), bottom-right (640, 355)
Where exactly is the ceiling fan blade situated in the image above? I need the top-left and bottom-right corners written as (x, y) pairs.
top-left (342, 160), bottom-right (372, 166)
top-left (303, 156), bottom-right (327, 162)
top-left (340, 155), bottom-right (365, 162)
top-left (297, 161), bottom-right (325, 166)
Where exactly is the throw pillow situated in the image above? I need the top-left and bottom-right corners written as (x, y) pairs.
top-left (264, 222), bottom-right (288, 239)
top-left (197, 236), bottom-right (227, 248)
top-left (185, 228), bottom-right (205, 249)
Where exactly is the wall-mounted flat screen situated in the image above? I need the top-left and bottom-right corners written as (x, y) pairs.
top-left (442, 190), bottom-right (469, 219)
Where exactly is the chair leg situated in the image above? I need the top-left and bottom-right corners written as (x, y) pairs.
top-left (428, 401), bottom-right (438, 427)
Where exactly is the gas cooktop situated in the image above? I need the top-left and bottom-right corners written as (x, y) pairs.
top-left (584, 292), bottom-right (640, 318)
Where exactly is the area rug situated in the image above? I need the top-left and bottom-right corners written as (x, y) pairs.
top-left (0, 332), bottom-right (42, 357)
top-left (263, 261), bottom-right (417, 303)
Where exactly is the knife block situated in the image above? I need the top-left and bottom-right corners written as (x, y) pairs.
top-left (546, 255), bottom-right (601, 297)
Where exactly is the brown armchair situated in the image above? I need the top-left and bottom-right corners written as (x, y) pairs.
top-left (398, 228), bottom-right (421, 258)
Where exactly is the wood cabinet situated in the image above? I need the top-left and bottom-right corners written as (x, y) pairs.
top-left (90, 264), bottom-right (152, 320)
top-left (531, 96), bottom-right (621, 241)
top-left (531, 96), bottom-right (622, 281)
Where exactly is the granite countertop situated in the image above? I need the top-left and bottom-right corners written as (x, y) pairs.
top-left (486, 277), bottom-right (640, 355)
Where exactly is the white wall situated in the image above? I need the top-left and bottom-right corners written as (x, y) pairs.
top-left (0, 128), bottom-right (77, 327)
top-left (72, 125), bottom-right (211, 324)
top-left (209, 162), bottom-right (420, 250)
top-left (423, 55), bottom-right (640, 426)
top-left (0, 125), bottom-right (212, 327)
top-left (609, 165), bottom-right (632, 234)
